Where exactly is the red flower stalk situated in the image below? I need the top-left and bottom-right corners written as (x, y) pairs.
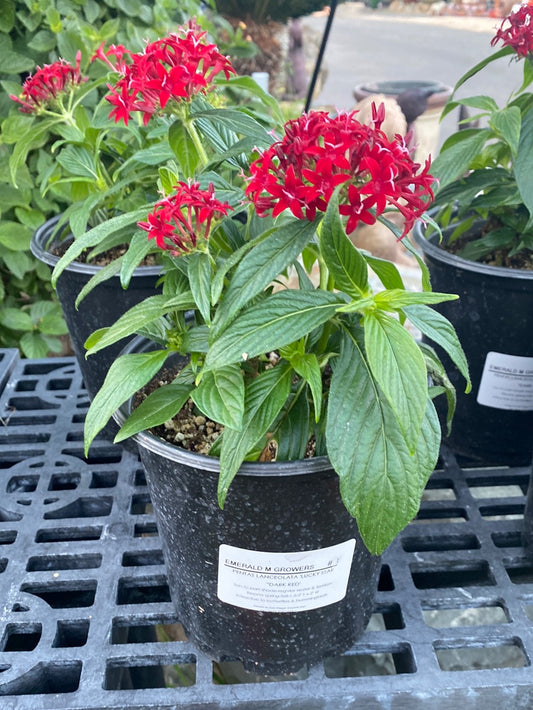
top-left (10, 51), bottom-right (85, 114)
top-left (246, 110), bottom-right (434, 237)
top-left (138, 182), bottom-right (232, 255)
top-left (105, 22), bottom-right (235, 126)
top-left (491, 3), bottom-right (533, 58)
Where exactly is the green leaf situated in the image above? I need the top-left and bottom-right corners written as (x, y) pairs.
top-left (212, 219), bottom-right (316, 335)
top-left (403, 304), bottom-right (471, 392)
top-left (363, 253), bottom-right (405, 291)
top-left (326, 329), bottom-right (440, 554)
top-left (115, 382), bottom-right (193, 443)
top-left (19, 332), bottom-right (51, 359)
top-left (418, 341), bottom-right (456, 435)
top-left (84, 349), bottom-right (169, 453)
top-left (364, 310), bottom-right (428, 452)
top-left (224, 75), bottom-right (285, 126)
top-left (120, 231), bottom-right (158, 289)
top-left (374, 289), bottom-right (458, 310)
top-left (276, 391), bottom-right (311, 461)
top-left (319, 191), bottom-right (369, 296)
top-left (205, 290), bottom-right (343, 371)
top-left (85, 292), bottom-right (195, 355)
top-left (75, 258), bottom-right (123, 309)
top-left (3, 250), bottom-right (32, 279)
top-left (431, 129), bottom-right (490, 188)
top-left (514, 105), bottom-right (533, 221)
top-left (0, 221), bottom-right (32, 251)
top-left (290, 353), bottom-right (322, 422)
top-left (489, 106), bottom-right (521, 156)
top-left (9, 120), bottom-right (61, 186)
top-left (188, 252), bottom-right (212, 324)
top-left (218, 364), bottom-right (292, 506)
top-left (56, 145), bottom-right (98, 180)
top-left (191, 365), bottom-right (244, 430)
top-left (51, 207), bottom-right (153, 286)
top-left (168, 120), bottom-right (201, 178)
top-left (0, 307), bottom-right (33, 332)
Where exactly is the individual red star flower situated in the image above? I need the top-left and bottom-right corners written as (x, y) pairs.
top-left (104, 22), bottom-right (235, 126)
top-left (10, 51), bottom-right (85, 114)
top-left (138, 182), bottom-right (232, 255)
top-left (491, 3), bottom-right (533, 58)
top-left (245, 109), bottom-right (434, 238)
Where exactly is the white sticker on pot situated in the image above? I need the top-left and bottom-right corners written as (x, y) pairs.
top-left (217, 539), bottom-right (356, 613)
top-left (477, 352), bottom-right (533, 411)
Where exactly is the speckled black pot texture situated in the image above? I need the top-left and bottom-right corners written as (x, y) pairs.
top-left (116, 339), bottom-right (381, 675)
top-left (31, 217), bottom-right (161, 399)
top-left (414, 219), bottom-right (533, 466)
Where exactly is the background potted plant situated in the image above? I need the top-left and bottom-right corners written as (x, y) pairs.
top-left (414, 3), bottom-right (533, 465)
top-left (8, 21), bottom-right (280, 396)
top-left (79, 102), bottom-right (469, 671)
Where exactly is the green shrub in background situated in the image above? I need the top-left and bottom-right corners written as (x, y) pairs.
top-left (0, 0), bottom-right (255, 357)
top-left (214, 0), bottom-right (334, 23)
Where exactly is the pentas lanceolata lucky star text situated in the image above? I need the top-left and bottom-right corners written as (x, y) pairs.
top-left (138, 182), bottom-right (232, 255)
top-left (491, 1), bottom-right (533, 58)
top-left (245, 108), bottom-right (434, 238)
top-left (96, 21), bottom-right (236, 126)
top-left (10, 52), bottom-right (85, 114)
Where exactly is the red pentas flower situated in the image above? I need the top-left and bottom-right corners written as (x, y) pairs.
top-left (105, 22), bottom-right (235, 126)
top-left (138, 182), bottom-right (232, 255)
top-left (491, 3), bottom-right (533, 58)
top-left (245, 110), bottom-right (434, 237)
top-left (10, 51), bottom-right (85, 114)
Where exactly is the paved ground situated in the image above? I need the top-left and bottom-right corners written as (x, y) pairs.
top-left (303, 2), bottom-right (523, 147)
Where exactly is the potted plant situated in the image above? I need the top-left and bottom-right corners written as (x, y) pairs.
top-left (8, 21), bottom-right (279, 396)
top-left (414, 4), bottom-right (533, 465)
top-left (78, 98), bottom-right (469, 671)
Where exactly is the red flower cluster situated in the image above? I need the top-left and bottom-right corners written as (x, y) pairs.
top-left (105, 22), bottom-right (235, 126)
top-left (138, 182), bottom-right (232, 255)
top-left (10, 51), bottom-right (84, 114)
top-left (491, 3), bottom-right (533, 58)
top-left (245, 109), bottom-right (434, 237)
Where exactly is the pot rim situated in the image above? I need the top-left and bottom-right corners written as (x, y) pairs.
top-left (113, 335), bottom-right (333, 479)
top-left (413, 218), bottom-right (533, 280)
top-left (30, 215), bottom-right (162, 277)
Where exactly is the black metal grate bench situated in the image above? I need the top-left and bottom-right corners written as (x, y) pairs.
top-left (1, 350), bottom-right (532, 709)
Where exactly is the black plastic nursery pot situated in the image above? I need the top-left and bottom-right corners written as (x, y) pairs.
top-left (115, 340), bottom-right (381, 675)
top-left (31, 217), bottom-right (161, 399)
top-left (414, 219), bottom-right (533, 466)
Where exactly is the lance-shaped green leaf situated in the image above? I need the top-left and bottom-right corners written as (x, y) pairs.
top-left (85, 293), bottom-right (194, 355)
top-left (326, 329), bottom-right (440, 554)
top-left (212, 219), bottom-right (316, 335)
top-left (75, 258), bottom-right (123, 308)
top-left (205, 290), bottom-right (343, 371)
top-left (374, 289), bottom-right (458, 311)
top-left (115, 382), bottom-right (193, 443)
top-left (188, 252), bottom-right (212, 324)
top-left (290, 352), bottom-right (322, 421)
top-left (51, 207), bottom-right (153, 286)
top-left (84, 349), bottom-right (168, 454)
top-left (9, 119), bottom-right (61, 185)
top-left (169, 120), bottom-right (201, 178)
top-left (364, 310), bottom-right (428, 452)
top-left (276, 392), bottom-right (311, 461)
top-left (515, 104), bottom-right (533, 221)
top-left (489, 105), bottom-right (521, 156)
top-left (363, 253), bottom-right (405, 291)
top-left (431, 129), bottom-right (490, 188)
top-left (403, 304), bottom-right (471, 392)
top-left (218, 364), bottom-right (292, 506)
top-left (319, 190), bottom-right (369, 296)
top-left (121, 231), bottom-right (159, 290)
top-left (191, 365), bottom-right (245, 431)
top-left (418, 341), bottom-right (456, 435)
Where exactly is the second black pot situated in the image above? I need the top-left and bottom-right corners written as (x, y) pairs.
top-left (414, 219), bottom-right (533, 466)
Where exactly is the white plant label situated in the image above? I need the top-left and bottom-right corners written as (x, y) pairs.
top-left (477, 352), bottom-right (533, 411)
top-left (217, 539), bottom-right (356, 613)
